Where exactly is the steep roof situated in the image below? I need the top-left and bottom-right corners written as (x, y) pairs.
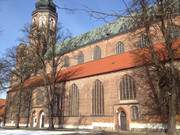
top-left (57, 40), bottom-right (180, 81)
top-left (0, 99), bottom-right (6, 117)
top-left (35, 0), bottom-right (56, 12)
top-left (0, 99), bottom-right (6, 107)
top-left (57, 17), bottom-right (135, 55)
top-left (8, 39), bottom-right (180, 92)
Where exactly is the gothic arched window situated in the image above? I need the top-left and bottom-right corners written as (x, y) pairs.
top-left (131, 106), bottom-right (139, 121)
top-left (93, 46), bottom-right (101, 60)
top-left (69, 84), bottom-right (79, 116)
top-left (63, 56), bottom-right (70, 67)
top-left (92, 80), bottom-right (104, 116)
top-left (77, 51), bottom-right (84, 64)
top-left (116, 41), bottom-right (125, 54)
top-left (139, 34), bottom-right (150, 48)
top-left (120, 75), bottom-right (136, 100)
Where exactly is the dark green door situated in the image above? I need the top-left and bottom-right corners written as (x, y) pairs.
top-left (41, 115), bottom-right (45, 128)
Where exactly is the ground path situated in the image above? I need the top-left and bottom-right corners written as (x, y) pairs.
top-left (0, 129), bottom-right (91, 135)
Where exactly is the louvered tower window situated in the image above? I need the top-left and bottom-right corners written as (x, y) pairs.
top-left (69, 84), bottom-right (79, 116)
top-left (92, 80), bottom-right (104, 116)
top-left (120, 75), bottom-right (136, 100)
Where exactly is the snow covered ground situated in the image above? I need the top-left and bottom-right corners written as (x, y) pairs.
top-left (0, 129), bottom-right (91, 135)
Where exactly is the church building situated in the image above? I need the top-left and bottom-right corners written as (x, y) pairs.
top-left (4, 0), bottom-right (180, 131)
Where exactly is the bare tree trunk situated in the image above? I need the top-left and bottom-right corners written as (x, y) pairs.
top-left (167, 61), bottom-right (177, 135)
top-left (48, 103), bottom-right (54, 130)
top-left (144, 65), bottom-right (163, 114)
top-left (42, 70), bottom-right (55, 130)
top-left (58, 83), bottom-right (66, 129)
top-left (26, 88), bottom-right (32, 128)
top-left (15, 79), bottom-right (23, 129)
top-left (3, 101), bottom-right (7, 127)
top-left (168, 87), bottom-right (177, 135)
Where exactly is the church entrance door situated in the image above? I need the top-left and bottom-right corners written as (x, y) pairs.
top-left (39, 112), bottom-right (45, 128)
top-left (32, 111), bottom-right (37, 128)
top-left (120, 111), bottom-right (127, 130)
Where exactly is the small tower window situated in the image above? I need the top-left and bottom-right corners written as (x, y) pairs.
top-left (50, 18), bottom-right (56, 29)
top-left (32, 18), bottom-right (36, 24)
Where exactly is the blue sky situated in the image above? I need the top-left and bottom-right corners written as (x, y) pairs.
top-left (0, 0), bottom-right (127, 98)
top-left (0, 0), bottom-right (127, 55)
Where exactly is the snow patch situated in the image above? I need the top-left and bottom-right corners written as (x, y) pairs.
top-left (0, 129), bottom-right (90, 135)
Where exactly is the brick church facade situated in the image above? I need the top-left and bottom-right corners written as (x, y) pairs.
top-left (4, 0), bottom-right (180, 131)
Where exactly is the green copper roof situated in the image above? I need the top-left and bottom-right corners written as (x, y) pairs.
top-left (36, 0), bottom-right (56, 11)
top-left (57, 17), bottom-right (136, 55)
top-left (56, 1), bottom-right (180, 56)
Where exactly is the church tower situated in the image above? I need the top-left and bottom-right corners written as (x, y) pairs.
top-left (32, 0), bottom-right (58, 31)
top-left (31, 0), bottom-right (58, 54)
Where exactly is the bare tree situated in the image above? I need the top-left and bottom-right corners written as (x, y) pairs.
top-left (129, 1), bottom-right (179, 135)
top-left (78, 0), bottom-right (180, 134)
top-left (0, 60), bottom-right (8, 91)
top-left (21, 20), bottom-right (72, 129)
top-left (1, 45), bottom-right (36, 128)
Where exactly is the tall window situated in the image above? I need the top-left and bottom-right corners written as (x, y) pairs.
top-left (64, 56), bottom-right (70, 67)
top-left (131, 106), bottom-right (139, 121)
top-left (93, 46), bottom-right (101, 60)
top-left (116, 41), bottom-right (125, 54)
top-left (77, 51), bottom-right (84, 64)
top-left (69, 84), bottom-right (79, 116)
top-left (139, 34), bottom-right (150, 48)
top-left (92, 80), bottom-right (104, 116)
top-left (120, 75), bottom-right (136, 100)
